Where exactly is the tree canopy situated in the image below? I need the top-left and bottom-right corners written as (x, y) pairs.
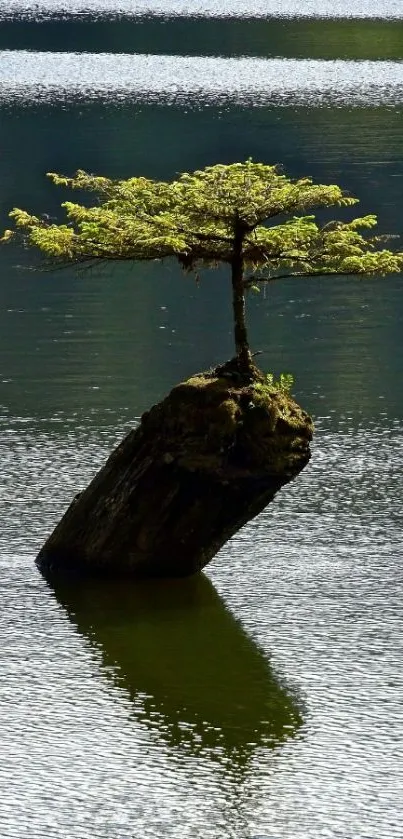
top-left (2, 160), bottom-right (403, 374)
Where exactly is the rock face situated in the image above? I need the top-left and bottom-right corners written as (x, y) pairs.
top-left (36, 361), bottom-right (313, 578)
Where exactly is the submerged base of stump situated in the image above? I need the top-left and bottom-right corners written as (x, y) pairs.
top-left (37, 360), bottom-right (313, 578)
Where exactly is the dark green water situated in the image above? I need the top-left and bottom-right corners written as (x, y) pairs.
top-left (1, 5), bottom-right (403, 838)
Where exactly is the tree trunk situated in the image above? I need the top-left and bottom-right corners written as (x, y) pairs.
top-left (231, 224), bottom-right (252, 374)
top-left (36, 362), bottom-right (313, 580)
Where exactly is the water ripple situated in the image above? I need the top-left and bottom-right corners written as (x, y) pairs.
top-left (1, 413), bottom-right (403, 836)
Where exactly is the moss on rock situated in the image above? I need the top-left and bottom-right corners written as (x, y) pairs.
top-left (142, 362), bottom-right (312, 479)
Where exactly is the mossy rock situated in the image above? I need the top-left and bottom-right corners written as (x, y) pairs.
top-left (37, 360), bottom-right (313, 578)
top-left (142, 363), bottom-right (312, 479)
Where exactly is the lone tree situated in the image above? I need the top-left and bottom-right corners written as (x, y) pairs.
top-left (3, 162), bottom-right (403, 578)
top-left (3, 160), bottom-right (403, 376)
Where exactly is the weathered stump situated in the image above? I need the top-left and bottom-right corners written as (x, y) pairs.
top-left (37, 361), bottom-right (313, 578)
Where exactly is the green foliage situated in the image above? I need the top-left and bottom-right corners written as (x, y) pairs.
top-left (2, 161), bottom-right (403, 281)
top-left (2, 160), bottom-right (402, 373)
top-left (265, 372), bottom-right (295, 394)
top-left (254, 372), bottom-right (295, 396)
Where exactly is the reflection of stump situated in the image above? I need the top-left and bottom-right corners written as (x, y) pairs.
top-left (37, 360), bottom-right (313, 578)
top-left (51, 573), bottom-right (303, 759)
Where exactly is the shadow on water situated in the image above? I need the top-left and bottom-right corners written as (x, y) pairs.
top-left (49, 572), bottom-right (302, 764)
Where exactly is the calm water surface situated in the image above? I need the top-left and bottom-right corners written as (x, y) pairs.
top-left (1, 3), bottom-right (403, 838)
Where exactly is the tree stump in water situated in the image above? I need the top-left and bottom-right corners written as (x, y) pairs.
top-left (36, 360), bottom-right (313, 578)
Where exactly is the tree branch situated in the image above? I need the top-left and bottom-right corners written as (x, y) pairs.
top-left (176, 226), bottom-right (233, 245)
top-left (247, 269), bottom-right (365, 284)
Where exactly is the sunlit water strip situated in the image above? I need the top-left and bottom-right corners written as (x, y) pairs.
top-left (1, 51), bottom-right (403, 106)
top-left (1, 0), bottom-right (403, 19)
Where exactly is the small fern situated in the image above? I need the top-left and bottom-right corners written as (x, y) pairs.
top-left (265, 372), bottom-right (295, 394)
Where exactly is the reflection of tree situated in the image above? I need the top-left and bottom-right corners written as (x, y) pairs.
top-left (49, 573), bottom-right (302, 765)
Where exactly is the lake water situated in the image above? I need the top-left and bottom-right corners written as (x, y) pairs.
top-left (1, 4), bottom-right (403, 838)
